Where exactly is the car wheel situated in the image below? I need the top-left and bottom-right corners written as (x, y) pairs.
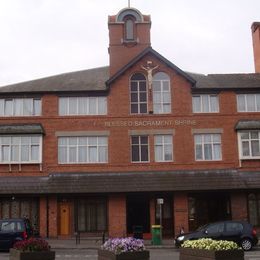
top-left (241, 238), bottom-right (253, 251)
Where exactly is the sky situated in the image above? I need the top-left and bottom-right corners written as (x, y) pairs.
top-left (0, 0), bottom-right (260, 87)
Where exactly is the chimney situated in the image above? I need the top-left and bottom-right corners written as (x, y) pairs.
top-left (108, 8), bottom-right (151, 76)
top-left (252, 22), bottom-right (260, 73)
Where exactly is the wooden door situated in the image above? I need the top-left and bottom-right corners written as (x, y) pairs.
top-left (59, 203), bottom-right (70, 236)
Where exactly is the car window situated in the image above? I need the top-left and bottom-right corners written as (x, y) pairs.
top-left (226, 222), bottom-right (243, 232)
top-left (17, 222), bottom-right (23, 231)
top-left (206, 223), bottom-right (224, 234)
top-left (0, 221), bottom-right (16, 232)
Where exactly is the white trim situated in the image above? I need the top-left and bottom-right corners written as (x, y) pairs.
top-left (58, 136), bottom-right (108, 164)
top-left (0, 135), bottom-right (42, 164)
top-left (237, 130), bottom-right (260, 159)
top-left (237, 94), bottom-right (260, 112)
top-left (194, 133), bottom-right (222, 161)
top-left (192, 94), bottom-right (219, 113)
top-left (59, 96), bottom-right (107, 116)
top-left (154, 134), bottom-right (173, 162)
top-left (131, 135), bottom-right (150, 163)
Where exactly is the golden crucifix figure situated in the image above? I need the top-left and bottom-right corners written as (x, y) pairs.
top-left (141, 61), bottom-right (159, 89)
top-left (141, 61), bottom-right (159, 113)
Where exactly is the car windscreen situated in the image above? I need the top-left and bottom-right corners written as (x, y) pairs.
top-left (0, 221), bottom-right (16, 232)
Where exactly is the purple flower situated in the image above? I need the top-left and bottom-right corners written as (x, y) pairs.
top-left (101, 237), bottom-right (145, 254)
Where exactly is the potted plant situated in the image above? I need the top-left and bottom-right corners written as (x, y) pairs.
top-left (180, 238), bottom-right (244, 260)
top-left (10, 238), bottom-right (55, 260)
top-left (98, 237), bottom-right (150, 260)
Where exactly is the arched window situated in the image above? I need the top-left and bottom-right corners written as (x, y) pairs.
top-left (152, 72), bottom-right (171, 114)
top-left (124, 15), bottom-right (135, 41)
top-left (130, 73), bottom-right (147, 114)
top-left (248, 193), bottom-right (260, 226)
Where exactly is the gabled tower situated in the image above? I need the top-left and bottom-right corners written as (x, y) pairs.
top-left (108, 7), bottom-right (151, 76)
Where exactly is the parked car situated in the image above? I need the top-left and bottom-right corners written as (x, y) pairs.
top-left (0, 218), bottom-right (33, 250)
top-left (175, 220), bottom-right (258, 251)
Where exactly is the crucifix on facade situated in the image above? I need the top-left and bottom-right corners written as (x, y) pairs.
top-left (141, 61), bottom-right (159, 113)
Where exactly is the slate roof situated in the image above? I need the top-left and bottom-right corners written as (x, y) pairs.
top-left (189, 72), bottom-right (260, 90)
top-left (0, 169), bottom-right (259, 194)
top-left (107, 47), bottom-right (196, 85)
top-left (0, 66), bottom-right (109, 94)
top-left (1, 48), bottom-right (260, 94)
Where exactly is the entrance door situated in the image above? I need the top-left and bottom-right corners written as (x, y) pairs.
top-left (59, 203), bottom-right (70, 236)
top-left (127, 195), bottom-right (150, 233)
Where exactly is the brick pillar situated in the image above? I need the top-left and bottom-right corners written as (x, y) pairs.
top-left (174, 192), bottom-right (189, 236)
top-left (231, 192), bottom-right (248, 221)
top-left (108, 194), bottom-right (126, 237)
top-left (150, 198), bottom-right (155, 228)
top-left (39, 197), bottom-right (47, 238)
top-left (252, 22), bottom-right (260, 73)
top-left (48, 196), bottom-right (58, 238)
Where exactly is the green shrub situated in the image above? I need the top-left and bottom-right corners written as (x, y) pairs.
top-left (182, 238), bottom-right (240, 251)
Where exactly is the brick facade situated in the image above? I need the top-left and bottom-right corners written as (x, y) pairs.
top-left (0, 6), bottom-right (260, 239)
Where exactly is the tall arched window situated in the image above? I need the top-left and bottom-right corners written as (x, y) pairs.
top-left (152, 72), bottom-right (171, 114)
top-left (130, 73), bottom-right (147, 114)
top-left (124, 15), bottom-right (135, 41)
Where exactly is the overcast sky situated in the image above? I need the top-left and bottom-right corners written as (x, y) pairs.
top-left (0, 0), bottom-right (259, 86)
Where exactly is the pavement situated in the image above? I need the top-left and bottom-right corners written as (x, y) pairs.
top-left (46, 238), bottom-right (176, 250)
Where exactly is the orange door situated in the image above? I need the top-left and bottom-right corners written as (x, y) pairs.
top-left (60, 203), bottom-right (70, 236)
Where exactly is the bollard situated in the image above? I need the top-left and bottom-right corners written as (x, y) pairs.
top-left (75, 231), bottom-right (81, 245)
top-left (102, 232), bottom-right (106, 244)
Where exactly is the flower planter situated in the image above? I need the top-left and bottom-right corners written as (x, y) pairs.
top-left (98, 249), bottom-right (150, 260)
top-left (9, 248), bottom-right (55, 260)
top-left (179, 248), bottom-right (244, 260)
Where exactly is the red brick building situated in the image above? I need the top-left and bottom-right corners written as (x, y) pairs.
top-left (0, 7), bottom-right (260, 239)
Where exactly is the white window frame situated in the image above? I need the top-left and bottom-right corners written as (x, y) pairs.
top-left (154, 135), bottom-right (173, 162)
top-left (58, 136), bottom-right (108, 164)
top-left (237, 94), bottom-right (260, 112)
top-left (0, 135), bottom-right (42, 164)
top-left (194, 133), bottom-right (222, 161)
top-left (238, 130), bottom-right (260, 159)
top-left (152, 72), bottom-right (171, 114)
top-left (131, 135), bottom-right (149, 163)
top-left (130, 74), bottom-right (148, 114)
top-left (59, 97), bottom-right (107, 116)
top-left (192, 94), bottom-right (219, 113)
top-left (0, 98), bottom-right (41, 117)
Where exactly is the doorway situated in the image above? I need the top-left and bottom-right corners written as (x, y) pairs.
top-left (127, 194), bottom-right (150, 233)
top-left (188, 192), bottom-right (231, 231)
top-left (155, 197), bottom-right (173, 236)
top-left (59, 202), bottom-right (70, 236)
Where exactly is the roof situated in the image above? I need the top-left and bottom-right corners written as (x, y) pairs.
top-left (235, 120), bottom-right (260, 130)
top-left (0, 66), bottom-right (109, 94)
top-left (0, 124), bottom-right (45, 135)
top-left (1, 54), bottom-right (260, 94)
top-left (189, 72), bottom-right (260, 90)
top-left (107, 47), bottom-right (196, 85)
top-left (0, 169), bottom-right (259, 194)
